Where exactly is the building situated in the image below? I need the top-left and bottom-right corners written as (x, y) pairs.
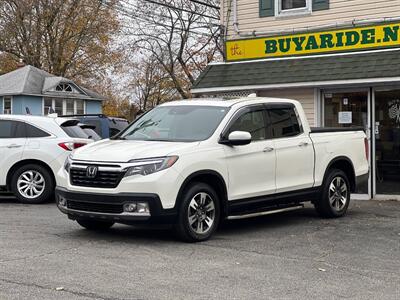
top-left (0, 65), bottom-right (105, 116)
top-left (192, 0), bottom-right (400, 199)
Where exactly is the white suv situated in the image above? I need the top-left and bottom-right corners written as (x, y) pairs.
top-left (56, 98), bottom-right (369, 242)
top-left (0, 115), bottom-right (92, 204)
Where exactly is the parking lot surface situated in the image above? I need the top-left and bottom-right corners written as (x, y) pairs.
top-left (0, 197), bottom-right (399, 300)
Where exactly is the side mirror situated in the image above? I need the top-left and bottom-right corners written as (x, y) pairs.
top-left (226, 131), bottom-right (252, 146)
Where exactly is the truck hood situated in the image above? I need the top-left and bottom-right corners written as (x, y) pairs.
top-left (71, 139), bottom-right (199, 162)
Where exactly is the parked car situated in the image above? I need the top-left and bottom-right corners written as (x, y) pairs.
top-left (56, 98), bottom-right (369, 242)
top-left (61, 114), bottom-right (129, 139)
top-left (79, 124), bottom-right (102, 141)
top-left (0, 115), bottom-right (93, 204)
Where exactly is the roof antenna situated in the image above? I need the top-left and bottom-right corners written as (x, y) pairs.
top-left (25, 107), bottom-right (31, 115)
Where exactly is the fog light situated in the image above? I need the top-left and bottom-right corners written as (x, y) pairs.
top-left (58, 196), bottom-right (67, 207)
top-left (123, 203), bottom-right (137, 212)
top-left (136, 202), bottom-right (150, 214)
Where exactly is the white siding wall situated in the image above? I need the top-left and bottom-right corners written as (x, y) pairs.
top-left (223, 0), bottom-right (400, 39)
top-left (258, 88), bottom-right (316, 126)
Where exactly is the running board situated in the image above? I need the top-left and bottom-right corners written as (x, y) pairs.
top-left (226, 204), bottom-right (304, 220)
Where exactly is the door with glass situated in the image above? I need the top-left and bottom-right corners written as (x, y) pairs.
top-left (323, 91), bottom-right (370, 195)
top-left (374, 90), bottom-right (400, 195)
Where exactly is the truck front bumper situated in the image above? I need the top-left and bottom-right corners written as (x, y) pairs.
top-left (55, 187), bottom-right (177, 224)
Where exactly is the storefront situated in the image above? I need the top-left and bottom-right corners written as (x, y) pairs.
top-left (191, 22), bottom-right (400, 200)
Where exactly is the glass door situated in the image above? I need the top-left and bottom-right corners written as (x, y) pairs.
top-left (374, 90), bottom-right (400, 195)
top-left (323, 90), bottom-right (370, 195)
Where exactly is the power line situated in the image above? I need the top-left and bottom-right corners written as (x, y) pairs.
top-left (139, 0), bottom-right (220, 20)
top-left (121, 0), bottom-right (219, 26)
top-left (188, 0), bottom-right (220, 10)
top-left (112, 4), bottom-right (220, 37)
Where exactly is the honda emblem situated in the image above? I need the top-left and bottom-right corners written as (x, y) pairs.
top-left (86, 166), bottom-right (98, 178)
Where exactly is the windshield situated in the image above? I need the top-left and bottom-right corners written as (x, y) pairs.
top-left (119, 105), bottom-right (229, 142)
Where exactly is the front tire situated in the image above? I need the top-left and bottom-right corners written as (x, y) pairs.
top-left (11, 164), bottom-right (54, 204)
top-left (175, 182), bottom-right (220, 242)
top-left (315, 169), bottom-right (351, 218)
top-left (77, 219), bottom-right (115, 231)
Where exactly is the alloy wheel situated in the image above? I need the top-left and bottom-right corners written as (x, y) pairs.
top-left (17, 170), bottom-right (46, 199)
top-left (328, 176), bottom-right (348, 212)
top-left (187, 192), bottom-right (216, 235)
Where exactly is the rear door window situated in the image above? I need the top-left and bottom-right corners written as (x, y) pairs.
top-left (25, 123), bottom-right (51, 138)
top-left (267, 107), bottom-right (302, 138)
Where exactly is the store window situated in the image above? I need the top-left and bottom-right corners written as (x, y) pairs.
top-left (323, 91), bottom-right (369, 195)
top-left (324, 92), bottom-right (368, 130)
top-left (3, 96), bottom-right (12, 114)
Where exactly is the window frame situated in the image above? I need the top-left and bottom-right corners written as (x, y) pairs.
top-left (220, 104), bottom-right (271, 143)
top-left (3, 96), bottom-right (12, 114)
top-left (43, 97), bottom-right (86, 115)
top-left (265, 103), bottom-right (304, 139)
top-left (275, 0), bottom-right (312, 17)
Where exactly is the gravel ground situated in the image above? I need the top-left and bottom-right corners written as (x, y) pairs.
top-left (0, 196), bottom-right (399, 300)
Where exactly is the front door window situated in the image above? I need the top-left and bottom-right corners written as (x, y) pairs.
top-left (375, 90), bottom-right (400, 195)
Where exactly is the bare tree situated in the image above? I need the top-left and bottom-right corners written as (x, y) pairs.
top-left (119, 0), bottom-right (222, 100)
top-left (130, 55), bottom-right (178, 110)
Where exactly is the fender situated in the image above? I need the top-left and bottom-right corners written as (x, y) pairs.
top-left (175, 169), bottom-right (228, 213)
top-left (322, 156), bottom-right (356, 191)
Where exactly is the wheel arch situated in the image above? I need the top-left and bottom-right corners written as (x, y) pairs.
top-left (323, 156), bottom-right (356, 192)
top-left (6, 159), bottom-right (56, 189)
top-left (175, 170), bottom-right (228, 216)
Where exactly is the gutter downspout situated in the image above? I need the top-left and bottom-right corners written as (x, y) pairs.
top-left (233, 0), bottom-right (240, 35)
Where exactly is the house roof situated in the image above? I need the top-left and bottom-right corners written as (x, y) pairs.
top-left (0, 65), bottom-right (106, 101)
top-left (191, 49), bottom-right (400, 93)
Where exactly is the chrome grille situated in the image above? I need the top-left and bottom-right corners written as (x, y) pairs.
top-left (69, 165), bottom-right (125, 188)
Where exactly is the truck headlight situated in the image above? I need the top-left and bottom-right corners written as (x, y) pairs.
top-left (124, 156), bottom-right (178, 177)
top-left (64, 155), bottom-right (72, 173)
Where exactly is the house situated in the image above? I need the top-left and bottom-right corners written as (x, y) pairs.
top-left (0, 65), bottom-right (105, 116)
top-left (192, 0), bottom-right (400, 200)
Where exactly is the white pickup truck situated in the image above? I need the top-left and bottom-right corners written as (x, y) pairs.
top-left (56, 97), bottom-right (369, 242)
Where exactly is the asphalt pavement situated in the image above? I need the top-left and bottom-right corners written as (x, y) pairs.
top-left (0, 196), bottom-right (399, 300)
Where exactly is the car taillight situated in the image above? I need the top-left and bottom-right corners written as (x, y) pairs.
top-left (58, 142), bottom-right (86, 151)
top-left (364, 138), bottom-right (369, 161)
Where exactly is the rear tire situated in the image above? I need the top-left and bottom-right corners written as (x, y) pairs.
top-left (315, 169), bottom-right (351, 218)
top-left (11, 164), bottom-right (54, 204)
top-left (174, 182), bottom-right (220, 242)
top-left (77, 219), bottom-right (115, 231)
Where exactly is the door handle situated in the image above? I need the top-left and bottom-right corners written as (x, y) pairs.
top-left (298, 142), bottom-right (309, 147)
top-left (263, 147), bottom-right (274, 153)
top-left (6, 144), bottom-right (22, 149)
